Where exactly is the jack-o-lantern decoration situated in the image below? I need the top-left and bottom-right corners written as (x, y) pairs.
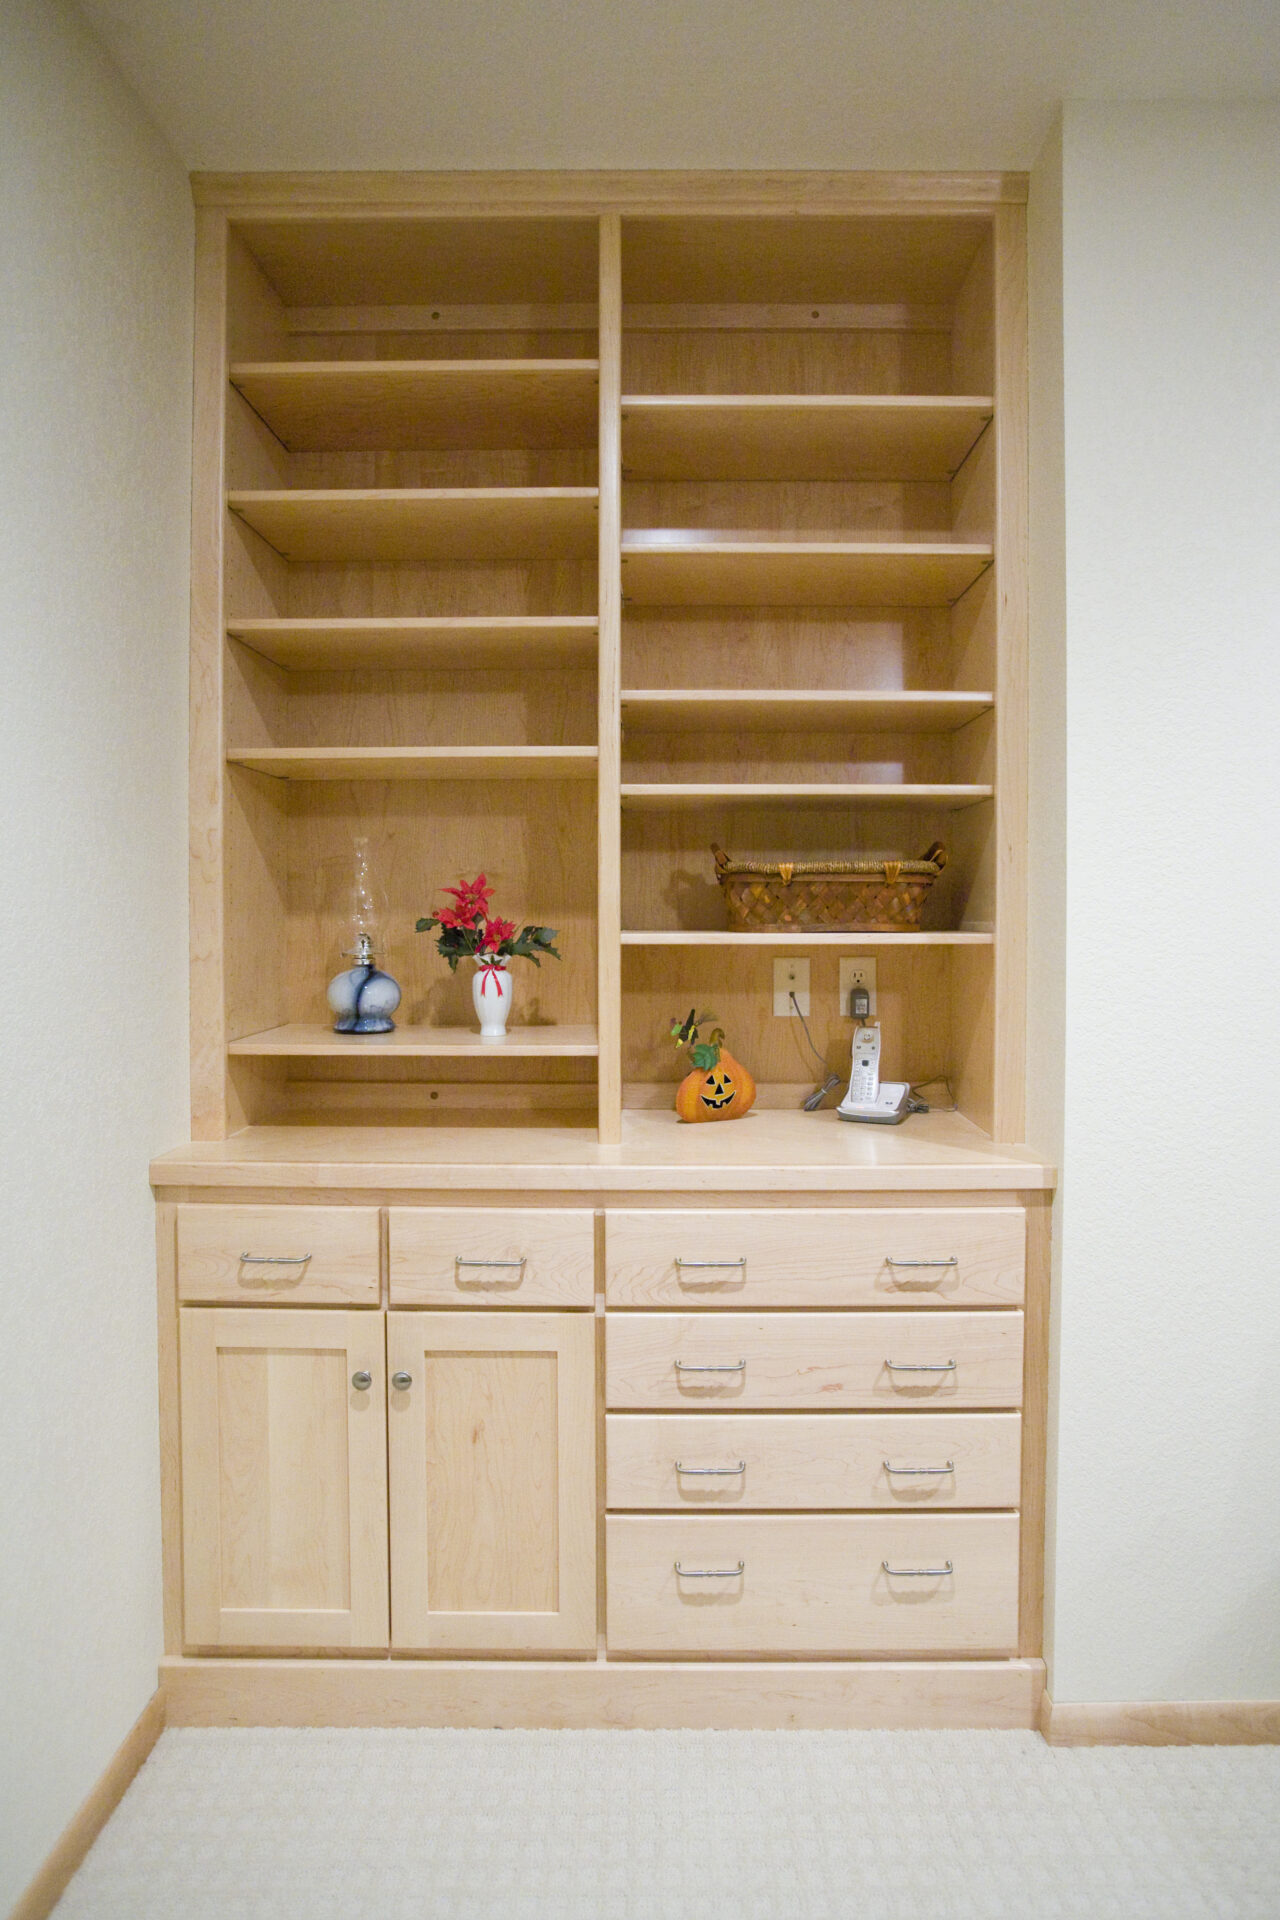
top-left (669, 1008), bottom-right (757, 1124)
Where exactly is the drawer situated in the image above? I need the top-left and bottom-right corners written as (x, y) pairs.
top-left (389, 1208), bottom-right (594, 1307)
top-left (605, 1208), bottom-right (1024, 1307)
top-left (177, 1205), bottom-right (380, 1305)
top-left (606, 1311), bottom-right (1023, 1410)
top-left (606, 1413), bottom-right (1022, 1510)
top-left (606, 1514), bottom-right (1020, 1655)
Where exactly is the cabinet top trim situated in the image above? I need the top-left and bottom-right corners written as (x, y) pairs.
top-left (192, 170), bottom-right (1029, 213)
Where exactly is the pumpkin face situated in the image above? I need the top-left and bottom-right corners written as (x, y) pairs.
top-left (675, 1049), bottom-right (757, 1124)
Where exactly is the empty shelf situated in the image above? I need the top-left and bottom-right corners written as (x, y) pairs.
top-left (621, 395), bottom-right (992, 481)
top-left (226, 747), bottom-right (598, 781)
top-left (229, 360), bottom-right (600, 451)
top-left (621, 690), bottom-right (993, 732)
top-left (227, 617), bottom-right (599, 671)
top-left (619, 538), bottom-right (992, 607)
top-left (228, 488), bottom-right (599, 562)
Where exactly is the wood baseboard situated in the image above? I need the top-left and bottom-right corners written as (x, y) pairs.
top-left (8, 1689), bottom-right (165, 1920)
top-left (162, 1655), bottom-right (1043, 1730)
top-left (1040, 1690), bottom-right (1280, 1746)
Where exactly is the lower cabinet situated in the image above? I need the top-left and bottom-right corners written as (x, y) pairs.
top-left (178, 1306), bottom-right (596, 1656)
top-left (387, 1310), bottom-right (596, 1655)
top-left (179, 1308), bottom-right (390, 1651)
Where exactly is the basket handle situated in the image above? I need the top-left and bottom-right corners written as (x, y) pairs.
top-left (921, 841), bottom-right (948, 871)
top-left (711, 844), bottom-right (731, 876)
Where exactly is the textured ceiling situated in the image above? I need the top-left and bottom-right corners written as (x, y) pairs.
top-left (76, 0), bottom-right (1280, 173)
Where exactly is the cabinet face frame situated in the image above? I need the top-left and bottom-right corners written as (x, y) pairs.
top-left (189, 175), bottom-right (1029, 1147)
top-left (178, 1307), bottom-right (390, 1651)
top-left (387, 1309), bottom-right (597, 1654)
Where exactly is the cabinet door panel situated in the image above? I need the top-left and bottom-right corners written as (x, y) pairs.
top-left (179, 1308), bottom-right (388, 1651)
top-left (388, 1311), bottom-right (596, 1653)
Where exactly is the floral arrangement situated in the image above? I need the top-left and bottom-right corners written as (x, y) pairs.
top-left (416, 873), bottom-right (561, 988)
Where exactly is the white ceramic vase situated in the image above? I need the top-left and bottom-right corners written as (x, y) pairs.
top-left (472, 959), bottom-right (513, 1039)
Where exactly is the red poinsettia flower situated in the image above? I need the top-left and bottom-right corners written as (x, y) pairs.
top-left (440, 872), bottom-right (493, 923)
top-left (478, 916), bottom-right (516, 952)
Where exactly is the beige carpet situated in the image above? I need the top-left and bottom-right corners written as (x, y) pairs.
top-left (53, 1726), bottom-right (1280, 1918)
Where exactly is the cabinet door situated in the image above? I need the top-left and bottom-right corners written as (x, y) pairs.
top-left (388, 1311), bottom-right (596, 1654)
top-left (179, 1309), bottom-right (389, 1651)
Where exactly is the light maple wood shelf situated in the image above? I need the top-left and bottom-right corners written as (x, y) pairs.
top-left (620, 782), bottom-right (992, 810)
top-left (621, 690), bottom-right (993, 732)
top-left (620, 395), bottom-right (993, 481)
top-left (227, 488), bottom-right (599, 562)
top-left (621, 929), bottom-right (993, 946)
top-left (228, 1024), bottom-right (600, 1059)
top-left (618, 539), bottom-right (992, 607)
top-left (229, 360), bottom-right (600, 451)
top-left (227, 617), bottom-right (600, 671)
top-left (226, 747), bottom-right (598, 781)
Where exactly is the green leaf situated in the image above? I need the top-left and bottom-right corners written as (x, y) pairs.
top-left (690, 1041), bottom-right (721, 1070)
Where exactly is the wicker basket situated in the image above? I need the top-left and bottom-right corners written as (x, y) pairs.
top-left (712, 842), bottom-right (947, 933)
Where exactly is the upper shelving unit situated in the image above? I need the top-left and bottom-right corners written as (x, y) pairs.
top-left (230, 361), bottom-right (600, 451)
top-left (228, 488), bottom-right (600, 563)
top-left (619, 538), bottom-right (992, 607)
top-left (620, 396), bottom-right (992, 481)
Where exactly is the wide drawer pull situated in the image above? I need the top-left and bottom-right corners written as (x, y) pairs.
top-left (455, 1255), bottom-right (527, 1284)
top-left (674, 1359), bottom-right (747, 1374)
top-left (882, 1560), bottom-right (954, 1577)
top-left (675, 1560), bottom-right (745, 1578)
top-left (675, 1257), bottom-right (747, 1275)
top-left (675, 1459), bottom-right (747, 1476)
top-left (883, 1459), bottom-right (955, 1476)
top-left (885, 1256), bottom-right (959, 1270)
top-left (885, 1358), bottom-right (956, 1372)
top-left (239, 1251), bottom-right (313, 1266)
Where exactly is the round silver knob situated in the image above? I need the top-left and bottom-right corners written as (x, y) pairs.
top-left (350, 1371), bottom-right (372, 1391)
top-left (392, 1371), bottom-right (413, 1390)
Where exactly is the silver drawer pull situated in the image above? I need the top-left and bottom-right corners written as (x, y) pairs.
top-left (455, 1255), bottom-right (527, 1284)
top-left (883, 1560), bottom-right (954, 1577)
top-left (239, 1251), bottom-right (313, 1266)
top-left (885, 1358), bottom-right (956, 1372)
top-left (885, 1256), bottom-right (958, 1270)
top-left (675, 1257), bottom-right (746, 1273)
top-left (675, 1460), bottom-right (747, 1476)
top-left (675, 1560), bottom-right (745, 1578)
top-left (674, 1359), bottom-right (747, 1374)
top-left (883, 1459), bottom-right (955, 1476)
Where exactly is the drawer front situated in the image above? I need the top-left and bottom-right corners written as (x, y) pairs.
top-left (177, 1205), bottom-right (380, 1305)
top-left (605, 1208), bottom-right (1024, 1308)
top-left (389, 1208), bottom-right (594, 1307)
top-left (606, 1514), bottom-right (1020, 1655)
top-left (606, 1412), bottom-right (1022, 1510)
top-left (606, 1311), bottom-right (1024, 1410)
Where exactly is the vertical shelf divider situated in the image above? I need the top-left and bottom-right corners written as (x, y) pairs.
top-left (190, 207), bottom-right (230, 1140)
top-left (992, 202), bottom-right (1029, 1144)
top-left (596, 214), bottom-right (624, 1143)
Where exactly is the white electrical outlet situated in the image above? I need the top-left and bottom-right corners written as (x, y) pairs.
top-left (839, 959), bottom-right (877, 1016)
top-left (773, 957), bottom-right (810, 1017)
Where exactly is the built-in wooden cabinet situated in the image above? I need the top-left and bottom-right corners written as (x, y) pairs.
top-left (160, 172), bottom-right (1048, 1732)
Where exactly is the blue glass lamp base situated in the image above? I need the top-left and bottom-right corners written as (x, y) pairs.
top-left (327, 963), bottom-right (402, 1035)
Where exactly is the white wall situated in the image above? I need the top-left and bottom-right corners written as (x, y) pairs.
top-left (1030, 102), bottom-right (1280, 1703)
top-left (0, 0), bottom-right (192, 1903)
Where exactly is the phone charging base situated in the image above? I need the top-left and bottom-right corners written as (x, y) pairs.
top-left (836, 1081), bottom-right (913, 1125)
